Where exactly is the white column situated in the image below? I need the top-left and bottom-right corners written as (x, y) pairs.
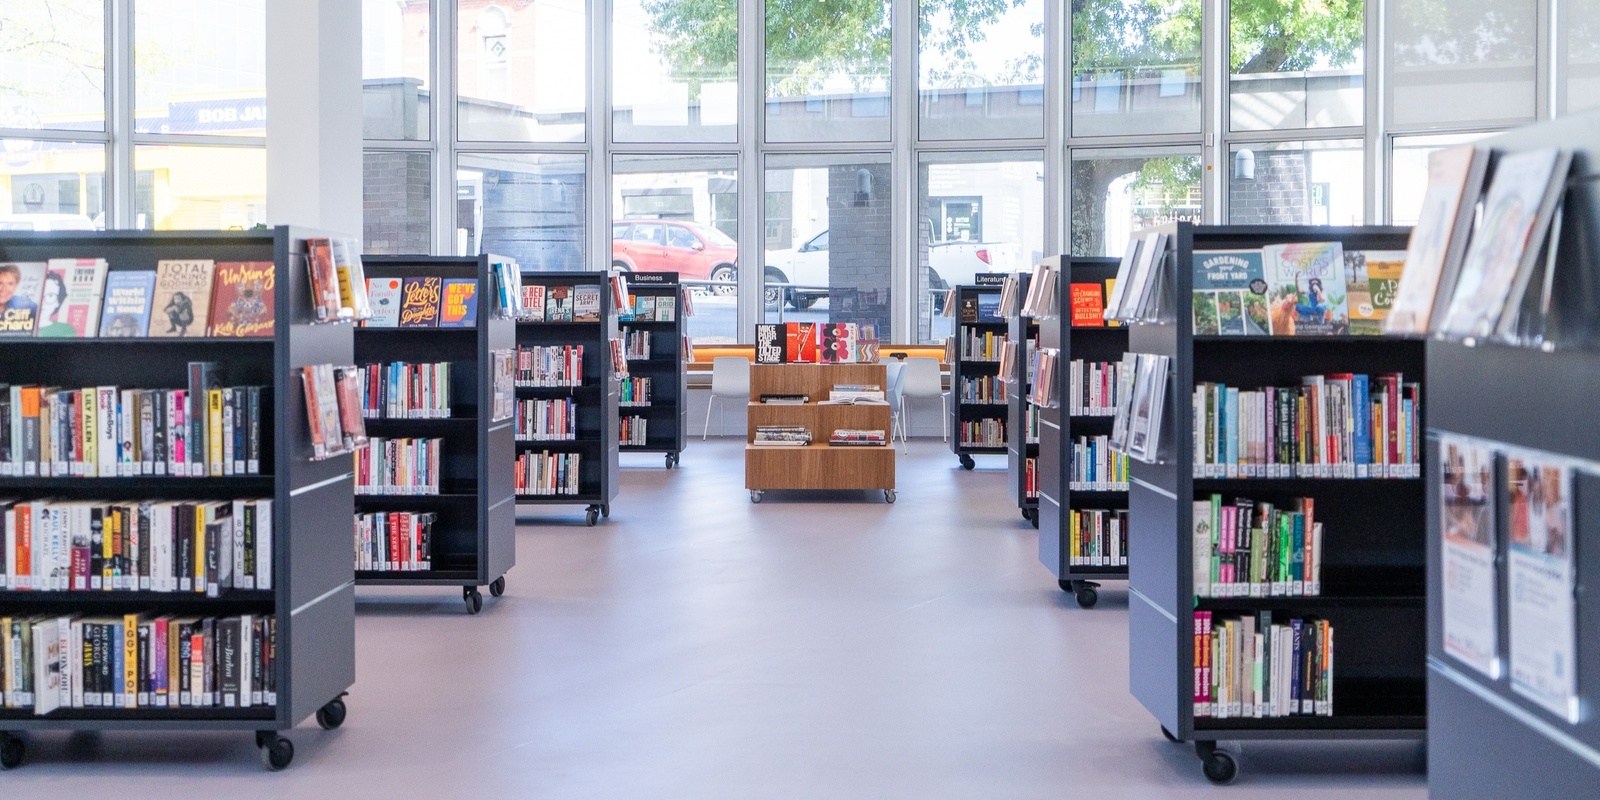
top-left (266, 0), bottom-right (364, 237)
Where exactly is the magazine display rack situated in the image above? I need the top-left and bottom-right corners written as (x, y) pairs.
top-left (616, 273), bottom-right (688, 468)
top-left (948, 279), bottom-right (1010, 470)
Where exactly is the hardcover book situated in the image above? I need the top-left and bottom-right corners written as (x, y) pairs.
top-left (572, 285), bottom-right (602, 322)
top-left (328, 239), bottom-right (372, 320)
top-left (1103, 278), bottom-right (1121, 327)
top-left (755, 323), bottom-right (787, 364)
top-left (786, 322), bottom-right (819, 363)
top-left (1344, 251), bottom-right (1407, 335)
top-left (545, 286), bottom-right (573, 321)
top-left (0, 261), bottom-right (47, 336)
top-left (959, 296), bottom-right (979, 323)
top-left (636, 295), bottom-right (657, 322)
top-left (366, 278), bottom-right (403, 327)
top-left (439, 278), bottom-right (479, 328)
top-left (1387, 145), bottom-right (1491, 333)
top-left (398, 276), bottom-right (442, 328)
top-left (1263, 242), bottom-right (1347, 336)
top-left (303, 239), bottom-right (344, 321)
top-left (521, 285), bottom-right (547, 321)
top-left (1192, 250), bottom-right (1271, 335)
top-left (98, 270), bottom-right (157, 338)
top-left (150, 260), bottom-right (216, 338)
top-left (855, 321), bottom-right (880, 363)
top-left (977, 293), bottom-right (1002, 323)
top-left (819, 323), bottom-right (857, 364)
top-left (1070, 282), bottom-right (1106, 328)
top-left (208, 262), bottom-right (276, 338)
top-left (656, 294), bottom-right (676, 322)
top-left (40, 258), bottom-right (109, 338)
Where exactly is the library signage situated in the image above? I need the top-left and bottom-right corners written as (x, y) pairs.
top-left (627, 271), bottom-right (678, 284)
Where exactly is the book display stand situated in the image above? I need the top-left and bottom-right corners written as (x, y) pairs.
top-left (1006, 272), bottom-right (1041, 526)
top-left (746, 364), bottom-right (895, 503)
top-left (0, 228), bottom-right (355, 770)
top-left (514, 271), bottom-right (619, 527)
top-left (617, 273), bottom-right (688, 469)
top-left (1035, 257), bottom-right (1129, 609)
top-left (948, 278), bottom-right (1009, 470)
top-left (354, 256), bottom-right (516, 614)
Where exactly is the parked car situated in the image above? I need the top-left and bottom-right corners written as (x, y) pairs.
top-left (611, 220), bottom-right (738, 294)
top-left (763, 228), bottom-right (1015, 310)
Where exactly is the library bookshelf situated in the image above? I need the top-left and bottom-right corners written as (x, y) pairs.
top-left (947, 280), bottom-right (1009, 470)
top-left (746, 364), bottom-right (895, 503)
top-left (617, 272), bottom-right (688, 468)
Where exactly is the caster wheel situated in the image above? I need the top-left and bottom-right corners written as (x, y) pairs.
top-left (255, 730), bottom-right (273, 748)
top-left (1076, 587), bottom-right (1099, 609)
top-left (464, 587), bottom-right (483, 614)
top-left (0, 734), bottom-right (24, 769)
top-left (316, 698), bottom-right (347, 730)
top-left (1057, 579), bottom-right (1074, 593)
top-left (601, 504), bottom-right (610, 519)
top-left (750, 490), bottom-right (763, 503)
top-left (959, 454), bottom-right (975, 470)
top-left (490, 577), bottom-right (506, 597)
top-left (1202, 750), bottom-right (1238, 785)
top-left (259, 735), bottom-right (294, 771)
top-left (884, 490), bottom-right (896, 503)
top-left (1161, 725), bottom-right (1182, 743)
top-left (585, 508), bottom-right (600, 526)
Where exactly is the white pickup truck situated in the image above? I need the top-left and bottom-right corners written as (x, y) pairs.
top-left (763, 228), bottom-right (1017, 310)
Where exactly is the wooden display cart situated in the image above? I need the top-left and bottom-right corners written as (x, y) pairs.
top-left (745, 363), bottom-right (896, 503)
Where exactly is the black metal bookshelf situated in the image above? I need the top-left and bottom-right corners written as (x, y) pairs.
top-left (353, 255), bottom-right (516, 614)
top-left (515, 270), bottom-right (618, 526)
top-left (1035, 257), bottom-right (1129, 609)
top-left (1122, 223), bottom-right (1424, 784)
top-left (1006, 272), bottom-right (1040, 525)
top-left (1424, 110), bottom-right (1600, 800)
top-left (949, 277), bottom-right (1009, 469)
top-left (617, 272), bottom-right (687, 468)
top-left (0, 227), bottom-right (355, 769)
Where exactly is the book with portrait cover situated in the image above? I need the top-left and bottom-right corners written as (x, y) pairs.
top-left (439, 278), bottom-right (479, 328)
top-left (572, 285), bottom-right (602, 322)
top-left (1070, 282), bottom-right (1106, 328)
top-left (1263, 242), bottom-right (1347, 336)
top-left (0, 261), bottom-right (47, 336)
top-left (150, 260), bottom-right (215, 338)
top-left (365, 277), bottom-right (403, 328)
top-left (39, 258), bottom-right (109, 337)
top-left (398, 276), bottom-right (442, 328)
top-left (545, 286), bottom-right (573, 322)
top-left (98, 270), bottom-right (157, 338)
top-left (209, 261), bottom-right (276, 338)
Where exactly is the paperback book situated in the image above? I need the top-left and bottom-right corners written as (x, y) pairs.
top-left (208, 261), bottom-right (276, 338)
top-left (150, 260), bottom-right (215, 338)
top-left (97, 270), bottom-right (157, 338)
top-left (0, 261), bottom-right (47, 336)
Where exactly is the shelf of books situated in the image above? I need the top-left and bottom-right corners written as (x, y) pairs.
top-left (1002, 272), bottom-right (1041, 526)
top-left (514, 271), bottom-right (620, 527)
top-left (0, 228), bottom-right (358, 770)
top-left (946, 278), bottom-right (1010, 470)
top-left (352, 255), bottom-right (518, 614)
top-left (746, 364), bottom-right (895, 503)
top-left (1105, 222), bottom-right (1426, 784)
top-left (616, 272), bottom-right (689, 468)
top-left (1027, 257), bottom-right (1130, 609)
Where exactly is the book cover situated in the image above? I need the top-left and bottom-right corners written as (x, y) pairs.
top-left (1343, 251), bottom-right (1407, 335)
top-left (521, 285), bottom-right (547, 321)
top-left (0, 261), bottom-right (47, 336)
top-left (819, 323), bottom-right (857, 364)
top-left (398, 276), bottom-right (442, 328)
top-left (1103, 278), bottom-right (1121, 327)
top-left (1263, 242), bottom-right (1347, 336)
top-left (637, 296), bottom-right (657, 322)
top-left (854, 321), bottom-right (880, 363)
top-left (39, 258), bottom-right (108, 337)
top-left (439, 278), bottom-right (479, 328)
top-left (366, 277), bottom-right (403, 327)
top-left (208, 261), bottom-right (276, 338)
top-left (303, 239), bottom-right (343, 321)
top-left (328, 239), bottom-right (372, 320)
top-left (1192, 250), bottom-right (1271, 336)
top-left (1070, 283), bottom-right (1106, 328)
top-left (786, 322), bottom-right (818, 363)
top-left (755, 323), bottom-right (787, 364)
top-left (1387, 145), bottom-right (1491, 333)
top-left (977, 293), bottom-right (1001, 323)
top-left (959, 296), bottom-right (979, 323)
top-left (97, 270), bottom-right (157, 338)
top-left (655, 294), bottom-right (676, 322)
top-left (572, 285), bottom-right (602, 322)
top-left (545, 286), bottom-right (573, 321)
top-left (618, 293), bottom-right (635, 322)
top-left (150, 260), bottom-right (215, 338)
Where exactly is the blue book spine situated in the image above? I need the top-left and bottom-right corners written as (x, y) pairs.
top-left (1226, 387), bottom-right (1240, 473)
top-left (1352, 374), bottom-right (1371, 475)
top-left (1291, 513), bottom-right (1305, 586)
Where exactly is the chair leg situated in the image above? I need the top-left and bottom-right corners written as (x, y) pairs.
top-left (940, 394), bottom-right (949, 442)
top-left (703, 395), bottom-right (716, 440)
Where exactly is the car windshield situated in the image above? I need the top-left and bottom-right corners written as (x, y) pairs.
top-left (701, 226), bottom-right (735, 247)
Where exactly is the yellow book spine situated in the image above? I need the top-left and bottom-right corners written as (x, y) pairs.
top-left (81, 389), bottom-right (97, 477)
top-left (194, 506), bottom-right (207, 592)
top-left (102, 509), bottom-right (116, 586)
top-left (208, 389), bottom-right (224, 477)
top-left (123, 614), bottom-right (138, 708)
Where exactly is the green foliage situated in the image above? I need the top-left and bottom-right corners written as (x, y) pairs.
top-left (1227, 0), bottom-right (1363, 73)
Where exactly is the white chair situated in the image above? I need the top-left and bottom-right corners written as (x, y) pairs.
top-left (884, 360), bottom-right (907, 449)
top-left (898, 357), bottom-right (946, 442)
top-left (703, 356), bottom-right (750, 440)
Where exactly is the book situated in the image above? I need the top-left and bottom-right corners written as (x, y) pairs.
top-left (786, 322), bottom-right (818, 363)
top-left (1263, 242), bottom-right (1347, 336)
top-left (572, 285), bottom-right (602, 322)
top-left (635, 295), bottom-right (657, 322)
top-left (97, 270), bottom-right (157, 338)
top-left (521, 285), bottom-right (547, 322)
top-left (366, 277), bottom-right (403, 328)
top-left (1438, 148), bottom-right (1573, 339)
top-left (1070, 283), bottom-right (1106, 328)
top-left (328, 239), bottom-right (372, 320)
top-left (38, 258), bottom-right (108, 338)
top-left (0, 261), bottom-right (47, 336)
top-left (208, 262), bottom-right (276, 338)
top-left (398, 276), bottom-right (442, 328)
top-left (545, 286), bottom-right (573, 322)
top-left (755, 323), bottom-right (787, 364)
top-left (439, 279), bottom-right (478, 328)
top-left (1386, 145), bottom-right (1492, 333)
top-left (150, 260), bottom-right (216, 338)
top-left (303, 239), bottom-right (344, 322)
top-left (959, 295), bottom-right (979, 323)
top-left (1103, 278), bottom-right (1121, 327)
top-left (1343, 251), bottom-right (1407, 335)
top-left (1192, 250), bottom-right (1271, 335)
top-left (819, 323), bottom-right (857, 364)
top-left (655, 294), bottom-right (676, 322)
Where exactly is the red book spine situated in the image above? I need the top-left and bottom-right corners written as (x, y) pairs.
top-left (388, 512), bottom-right (402, 570)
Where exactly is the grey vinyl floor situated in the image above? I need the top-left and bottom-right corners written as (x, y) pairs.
top-left (4, 440), bottom-right (1426, 798)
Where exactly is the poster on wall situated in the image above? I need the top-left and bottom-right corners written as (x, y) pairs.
top-left (1506, 450), bottom-right (1581, 722)
top-left (1440, 435), bottom-right (1501, 678)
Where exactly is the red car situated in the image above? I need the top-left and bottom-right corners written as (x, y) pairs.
top-left (611, 220), bottom-right (738, 293)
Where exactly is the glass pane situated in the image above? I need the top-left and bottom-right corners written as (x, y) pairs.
top-left (1229, 0), bottom-right (1364, 131)
top-left (363, 0), bottom-right (430, 140)
top-left (614, 155), bottom-right (738, 343)
top-left (1388, 0), bottom-right (1535, 127)
top-left (1071, 0), bottom-right (1202, 137)
top-left (132, 145), bottom-right (266, 230)
top-left (135, 0), bottom-right (267, 137)
top-left (918, 0), bottom-right (1044, 140)
top-left (457, 152), bottom-right (585, 270)
top-left (363, 151), bottom-right (431, 254)
top-left (1563, 0), bottom-right (1600, 113)
top-left (1070, 148), bottom-right (1201, 257)
top-left (0, 1), bottom-right (105, 132)
top-left (457, 1), bottom-right (585, 143)
top-left (0, 140), bottom-right (106, 229)
top-left (613, 0), bottom-right (737, 143)
top-left (1389, 132), bottom-right (1490, 225)
top-left (763, 155), bottom-right (892, 335)
top-left (918, 154), bottom-right (1044, 343)
top-left (765, 0), bottom-right (891, 142)
top-left (1227, 139), bottom-right (1363, 225)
